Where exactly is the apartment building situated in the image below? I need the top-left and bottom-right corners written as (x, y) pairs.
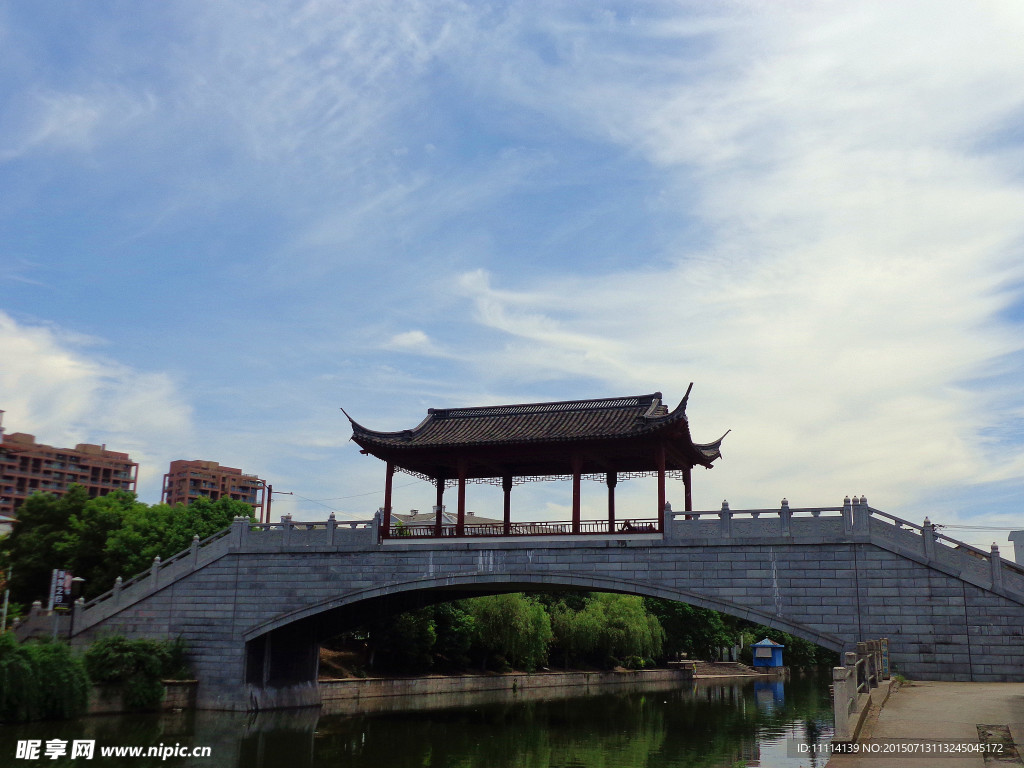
top-left (161, 459), bottom-right (265, 516)
top-left (0, 430), bottom-right (139, 519)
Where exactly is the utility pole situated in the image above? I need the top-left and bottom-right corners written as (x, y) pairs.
top-left (1, 564), bottom-right (10, 633)
top-left (264, 485), bottom-right (293, 523)
top-left (257, 481), bottom-right (293, 524)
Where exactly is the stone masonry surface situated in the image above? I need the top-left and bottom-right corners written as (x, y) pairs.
top-left (70, 501), bottom-right (1024, 710)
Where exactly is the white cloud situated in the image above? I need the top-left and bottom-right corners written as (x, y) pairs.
top-left (385, 330), bottom-right (447, 357)
top-left (0, 312), bottom-right (195, 497)
top-left (436, 3), bottom-right (1024, 525)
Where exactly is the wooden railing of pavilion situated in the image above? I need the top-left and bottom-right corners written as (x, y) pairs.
top-left (389, 518), bottom-right (660, 538)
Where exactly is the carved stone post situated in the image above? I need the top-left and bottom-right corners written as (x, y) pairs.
top-left (922, 517), bottom-right (935, 560)
top-left (282, 514), bottom-right (293, 547)
top-left (991, 544), bottom-right (1004, 591)
top-left (232, 515), bottom-right (248, 549)
top-left (832, 665), bottom-right (852, 741)
top-left (780, 498), bottom-right (791, 536)
top-left (150, 556), bottom-right (161, 589)
top-left (719, 500), bottom-right (732, 538)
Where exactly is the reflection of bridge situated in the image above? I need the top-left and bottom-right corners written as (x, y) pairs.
top-left (71, 497), bottom-right (1024, 710)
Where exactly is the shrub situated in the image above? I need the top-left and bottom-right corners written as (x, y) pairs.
top-left (27, 641), bottom-right (90, 720)
top-left (0, 633), bottom-right (38, 722)
top-left (0, 635), bottom-right (88, 722)
top-left (84, 635), bottom-right (190, 710)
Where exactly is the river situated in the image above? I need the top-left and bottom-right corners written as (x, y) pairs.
top-left (3, 673), bottom-right (834, 767)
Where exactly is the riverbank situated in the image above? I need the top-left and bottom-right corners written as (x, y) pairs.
top-left (318, 666), bottom-right (790, 716)
top-left (826, 681), bottom-right (1024, 768)
top-left (317, 664), bottom-right (788, 716)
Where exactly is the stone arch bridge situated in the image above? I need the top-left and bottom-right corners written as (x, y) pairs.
top-left (68, 498), bottom-right (1024, 710)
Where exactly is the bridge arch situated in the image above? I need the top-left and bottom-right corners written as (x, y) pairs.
top-left (243, 570), bottom-right (845, 651)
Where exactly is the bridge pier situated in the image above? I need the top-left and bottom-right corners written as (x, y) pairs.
top-left (246, 625), bottom-right (321, 710)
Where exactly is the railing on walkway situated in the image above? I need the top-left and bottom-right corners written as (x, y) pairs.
top-left (389, 518), bottom-right (659, 538)
top-left (80, 514), bottom-right (375, 621)
top-left (74, 495), bottom-right (1024, 634)
top-left (677, 496), bottom-right (1024, 593)
top-left (83, 525), bottom-right (236, 613)
top-left (832, 639), bottom-right (888, 742)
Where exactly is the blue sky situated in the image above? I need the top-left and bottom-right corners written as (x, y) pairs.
top-left (2, 1), bottom-right (1024, 548)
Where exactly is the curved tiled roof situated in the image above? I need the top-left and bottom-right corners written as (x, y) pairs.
top-left (346, 388), bottom-right (726, 480)
top-left (352, 393), bottom-right (676, 447)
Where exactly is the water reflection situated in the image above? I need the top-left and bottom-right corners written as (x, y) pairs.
top-left (5, 675), bottom-right (832, 768)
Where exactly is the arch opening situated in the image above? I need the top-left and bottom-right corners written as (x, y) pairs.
top-left (243, 572), bottom-right (844, 689)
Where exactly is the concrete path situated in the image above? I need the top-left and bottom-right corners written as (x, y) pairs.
top-left (827, 681), bottom-right (1024, 767)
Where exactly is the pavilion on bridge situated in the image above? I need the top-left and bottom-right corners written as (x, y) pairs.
top-left (345, 387), bottom-right (727, 538)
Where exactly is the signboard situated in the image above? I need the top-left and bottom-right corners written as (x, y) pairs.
top-left (49, 569), bottom-right (73, 612)
top-left (880, 637), bottom-right (890, 678)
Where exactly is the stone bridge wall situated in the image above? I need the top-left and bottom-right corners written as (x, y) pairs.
top-left (70, 501), bottom-right (1024, 710)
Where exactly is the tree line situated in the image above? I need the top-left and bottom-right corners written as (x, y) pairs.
top-left (1, 485), bottom-right (254, 606)
top-left (333, 591), bottom-right (836, 675)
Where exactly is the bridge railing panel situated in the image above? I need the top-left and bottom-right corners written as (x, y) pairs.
top-left (81, 524), bottom-right (237, 621)
top-left (832, 639), bottom-right (886, 743)
top-left (388, 518), bottom-right (660, 538)
top-left (865, 504), bottom-right (1022, 595)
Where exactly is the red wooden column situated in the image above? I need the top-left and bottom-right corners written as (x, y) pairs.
top-left (383, 462), bottom-right (394, 539)
top-left (456, 460), bottom-right (467, 536)
top-left (683, 466), bottom-right (693, 515)
top-left (571, 456), bottom-right (583, 534)
top-left (656, 445), bottom-right (666, 532)
top-left (606, 472), bottom-right (617, 533)
top-left (502, 475), bottom-right (513, 536)
top-left (434, 478), bottom-right (445, 536)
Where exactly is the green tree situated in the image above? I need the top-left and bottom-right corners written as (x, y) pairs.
top-left (56, 490), bottom-right (148, 598)
top-left (644, 598), bottom-right (735, 661)
top-left (1, 485), bottom-right (89, 604)
top-left (2, 490), bottom-right (255, 601)
top-left (468, 593), bottom-right (552, 672)
top-left (432, 601), bottom-right (475, 669)
top-left (549, 599), bottom-right (603, 668)
top-left (97, 496), bottom-right (254, 595)
top-left (551, 594), bottom-right (663, 668)
top-left (367, 608), bottom-right (437, 674)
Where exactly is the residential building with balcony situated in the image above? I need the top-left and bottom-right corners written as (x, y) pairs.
top-left (161, 459), bottom-right (265, 516)
top-left (0, 430), bottom-right (139, 519)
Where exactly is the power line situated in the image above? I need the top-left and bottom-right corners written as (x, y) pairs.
top-left (309, 480), bottom-right (421, 501)
top-left (278, 492), bottom-right (371, 519)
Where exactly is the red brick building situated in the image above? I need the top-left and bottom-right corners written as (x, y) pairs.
top-left (161, 459), bottom-right (265, 516)
top-left (0, 430), bottom-right (139, 519)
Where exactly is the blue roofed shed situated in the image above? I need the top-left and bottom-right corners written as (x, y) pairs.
top-left (751, 637), bottom-right (785, 668)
